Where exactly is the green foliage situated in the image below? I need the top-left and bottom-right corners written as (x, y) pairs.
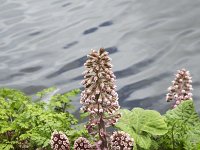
top-left (36, 87), bottom-right (57, 100)
top-left (1, 88), bottom-right (200, 150)
top-left (115, 100), bottom-right (200, 150)
top-left (0, 88), bottom-right (86, 150)
top-left (49, 89), bottom-right (80, 112)
top-left (115, 108), bottom-right (168, 149)
top-left (165, 100), bottom-right (199, 124)
top-left (157, 100), bottom-right (200, 150)
top-left (80, 112), bottom-right (89, 121)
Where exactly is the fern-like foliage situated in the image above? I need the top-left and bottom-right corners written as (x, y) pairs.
top-left (0, 88), bottom-right (87, 150)
top-left (157, 100), bottom-right (200, 150)
top-left (49, 89), bottom-right (80, 113)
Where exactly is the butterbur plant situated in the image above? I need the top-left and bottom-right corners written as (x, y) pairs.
top-left (166, 68), bottom-right (193, 108)
top-left (48, 48), bottom-right (133, 150)
top-left (157, 68), bottom-right (200, 150)
top-left (80, 48), bottom-right (122, 149)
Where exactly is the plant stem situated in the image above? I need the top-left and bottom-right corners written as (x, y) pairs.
top-left (63, 102), bottom-right (67, 113)
top-left (172, 123), bottom-right (175, 150)
top-left (99, 117), bottom-right (107, 149)
top-left (97, 95), bottom-right (108, 149)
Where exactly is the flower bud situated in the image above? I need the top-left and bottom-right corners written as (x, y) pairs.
top-left (111, 131), bottom-right (134, 150)
top-left (50, 131), bottom-right (70, 150)
top-left (74, 137), bottom-right (91, 150)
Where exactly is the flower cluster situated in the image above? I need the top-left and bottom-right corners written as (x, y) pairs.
top-left (166, 69), bottom-right (193, 108)
top-left (74, 137), bottom-right (91, 150)
top-left (80, 48), bottom-right (120, 118)
top-left (80, 48), bottom-right (121, 149)
top-left (50, 131), bottom-right (70, 150)
top-left (110, 131), bottom-right (134, 150)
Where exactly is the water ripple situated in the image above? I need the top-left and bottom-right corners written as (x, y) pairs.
top-left (1, 0), bottom-right (200, 112)
top-left (83, 27), bottom-right (98, 35)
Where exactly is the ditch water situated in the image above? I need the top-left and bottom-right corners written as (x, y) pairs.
top-left (1, 0), bottom-right (200, 113)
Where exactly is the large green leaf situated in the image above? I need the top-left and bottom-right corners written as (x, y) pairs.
top-left (143, 110), bottom-right (168, 135)
top-left (137, 134), bottom-right (151, 149)
top-left (116, 109), bottom-right (133, 127)
top-left (131, 108), bottom-right (168, 135)
top-left (114, 110), bottom-right (134, 137)
top-left (115, 108), bottom-right (168, 149)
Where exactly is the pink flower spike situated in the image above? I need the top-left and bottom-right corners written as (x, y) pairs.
top-left (166, 69), bottom-right (193, 108)
top-left (80, 48), bottom-right (121, 149)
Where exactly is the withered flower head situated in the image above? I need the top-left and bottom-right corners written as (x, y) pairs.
top-left (50, 131), bottom-right (70, 150)
top-left (110, 131), bottom-right (134, 150)
top-left (74, 137), bottom-right (91, 150)
top-left (166, 69), bottom-right (193, 108)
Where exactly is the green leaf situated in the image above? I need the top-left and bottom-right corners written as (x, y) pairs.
top-left (80, 112), bottom-right (89, 120)
top-left (136, 109), bottom-right (168, 135)
top-left (118, 108), bottom-right (168, 135)
top-left (135, 133), bottom-right (151, 149)
top-left (36, 87), bottom-right (56, 99)
top-left (115, 108), bottom-right (168, 149)
top-left (117, 109), bottom-right (133, 126)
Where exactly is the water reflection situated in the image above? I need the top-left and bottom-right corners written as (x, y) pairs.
top-left (1, 0), bottom-right (200, 113)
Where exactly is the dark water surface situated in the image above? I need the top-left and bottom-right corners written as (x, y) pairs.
top-left (1, 0), bottom-right (200, 113)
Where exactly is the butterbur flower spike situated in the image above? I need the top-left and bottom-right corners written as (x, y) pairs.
top-left (80, 48), bottom-right (121, 149)
top-left (110, 131), bottom-right (134, 150)
top-left (50, 131), bottom-right (70, 150)
top-left (166, 68), bottom-right (193, 108)
top-left (74, 137), bottom-right (91, 150)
